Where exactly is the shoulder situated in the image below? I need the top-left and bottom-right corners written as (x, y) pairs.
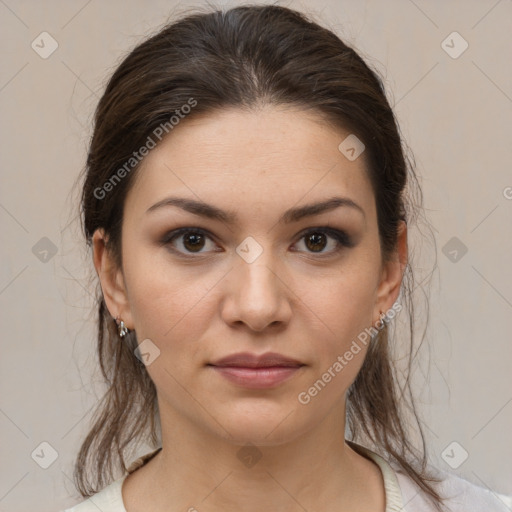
top-left (60, 475), bottom-right (127, 512)
top-left (393, 464), bottom-right (512, 512)
top-left (60, 447), bottom-right (161, 512)
top-left (62, 447), bottom-right (162, 512)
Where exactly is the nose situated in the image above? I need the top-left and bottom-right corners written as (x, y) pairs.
top-left (220, 253), bottom-right (292, 333)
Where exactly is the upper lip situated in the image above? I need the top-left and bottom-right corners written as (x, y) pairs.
top-left (209, 352), bottom-right (304, 368)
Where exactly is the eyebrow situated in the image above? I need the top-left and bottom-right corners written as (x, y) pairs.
top-left (145, 196), bottom-right (365, 224)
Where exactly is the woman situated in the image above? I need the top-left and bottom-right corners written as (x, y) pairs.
top-left (62, 4), bottom-right (510, 512)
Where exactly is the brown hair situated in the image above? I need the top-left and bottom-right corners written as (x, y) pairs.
top-left (74, 3), bottom-right (444, 510)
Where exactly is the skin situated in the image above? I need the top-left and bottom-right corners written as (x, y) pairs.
top-left (92, 105), bottom-right (408, 512)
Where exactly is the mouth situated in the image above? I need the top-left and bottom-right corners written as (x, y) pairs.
top-left (207, 352), bottom-right (305, 389)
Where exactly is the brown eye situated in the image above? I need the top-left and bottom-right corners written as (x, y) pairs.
top-left (161, 226), bottom-right (354, 259)
top-left (162, 228), bottom-right (218, 255)
top-left (293, 227), bottom-right (354, 256)
top-left (304, 232), bottom-right (328, 252)
top-left (182, 232), bottom-right (206, 252)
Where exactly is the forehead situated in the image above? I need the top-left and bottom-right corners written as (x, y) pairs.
top-left (125, 106), bottom-right (375, 224)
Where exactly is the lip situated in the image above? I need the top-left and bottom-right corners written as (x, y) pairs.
top-left (208, 352), bottom-right (305, 389)
top-left (209, 351), bottom-right (303, 368)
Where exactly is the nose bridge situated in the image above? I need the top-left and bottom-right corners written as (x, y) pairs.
top-left (222, 236), bottom-right (291, 331)
top-left (237, 238), bottom-right (281, 303)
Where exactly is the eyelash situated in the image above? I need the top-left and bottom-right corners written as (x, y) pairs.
top-left (160, 226), bottom-right (355, 258)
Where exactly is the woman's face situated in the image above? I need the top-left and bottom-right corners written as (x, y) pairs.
top-left (95, 106), bottom-right (405, 445)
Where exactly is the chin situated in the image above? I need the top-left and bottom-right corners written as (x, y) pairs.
top-left (206, 400), bottom-right (311, 447)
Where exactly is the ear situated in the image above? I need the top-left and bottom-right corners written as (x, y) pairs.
top-left (92, 228), bottom-right (134, 330)
top-left (373, 220), bottom-right (408, 323)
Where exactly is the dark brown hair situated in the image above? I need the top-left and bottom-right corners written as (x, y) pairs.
top-left (74, 3), bottom-right (444, 510)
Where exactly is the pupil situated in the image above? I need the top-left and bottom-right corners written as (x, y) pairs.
top-left (306, 232), bottom-right (326, 252)
top-left (184, 233), bottom-right (204, 252)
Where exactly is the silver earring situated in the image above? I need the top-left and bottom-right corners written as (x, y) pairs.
top-left (115, 316), bottom-right (129, 338)
top-left (370, 311), bottom-right (386, 342)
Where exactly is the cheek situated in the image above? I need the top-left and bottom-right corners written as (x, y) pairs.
top-left (300, 264), bottom-right (378, 346)
top-left (122, 244), bottom-right (218, 349)
top-left (295, 276), bottom-right (377, 405)
top-left (292, 265), bottom-right (379, 400)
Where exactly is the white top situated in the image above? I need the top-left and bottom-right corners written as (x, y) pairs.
top-left (62, 441), bottom-right (512, 511)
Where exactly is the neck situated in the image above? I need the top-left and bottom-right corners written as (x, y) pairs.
top-left (135, 400), bottom-right (385, 512)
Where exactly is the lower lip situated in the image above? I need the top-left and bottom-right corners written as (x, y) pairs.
top-left (210, 365), bottom-right (303, 389)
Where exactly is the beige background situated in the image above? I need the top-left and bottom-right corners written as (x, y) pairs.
top-left (0, 0), bottom-right (511, 510)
